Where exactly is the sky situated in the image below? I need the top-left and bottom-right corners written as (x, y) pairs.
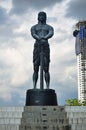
top-left (0, 0), bottom-right (85, 106)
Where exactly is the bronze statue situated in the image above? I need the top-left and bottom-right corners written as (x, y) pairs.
top-left (31, 12), bottom-right (54, 89)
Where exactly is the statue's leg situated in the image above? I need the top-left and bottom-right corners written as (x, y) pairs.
top-left (33, 66), bottom-right (39, 89)
top-left (44, 67), bottom-right (50, 89)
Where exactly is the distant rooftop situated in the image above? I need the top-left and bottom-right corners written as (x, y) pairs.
top-left (76, 21), bottom-right (86, 29)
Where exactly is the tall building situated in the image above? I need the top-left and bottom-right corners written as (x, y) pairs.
top-left (74, 21), bottom-right (86, 101)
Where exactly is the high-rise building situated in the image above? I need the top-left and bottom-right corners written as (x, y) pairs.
top-left (73, 21), bottom-right (86, 101)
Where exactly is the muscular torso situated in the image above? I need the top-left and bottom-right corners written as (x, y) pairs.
top-left (31, 23), bottom-right (54, 43)
top-left (35, 24), bottom-right (50, 37)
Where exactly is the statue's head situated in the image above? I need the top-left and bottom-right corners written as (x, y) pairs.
top-left (38, 11), bottom-right (47, 23)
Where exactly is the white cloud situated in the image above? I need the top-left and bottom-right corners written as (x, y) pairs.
top-left (0, 0), bottom-right (12, 13)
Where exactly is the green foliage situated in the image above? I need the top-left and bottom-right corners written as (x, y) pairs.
top-left (66, 98), bottom-right (86, 106)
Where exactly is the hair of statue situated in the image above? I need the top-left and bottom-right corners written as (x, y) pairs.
top-left (38, 11), bottom-right (47, 22)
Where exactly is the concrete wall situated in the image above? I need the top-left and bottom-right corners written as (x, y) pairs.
top-left (19, 106), bottom-right (71, 130)
top-left (0, 106), bottom-right (86, 130)
top-left (65, 106), bottom-right (86, 130)
top-left (0, 107), bottom-right (24, 130)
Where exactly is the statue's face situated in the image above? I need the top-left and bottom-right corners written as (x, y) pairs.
top-left (38, 12), bottom-right (46, 23)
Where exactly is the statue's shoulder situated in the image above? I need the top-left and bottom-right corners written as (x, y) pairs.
top-left (31, 24), bottom-right (38, 30)
top-left (46, 24), bottom-right (54, 30)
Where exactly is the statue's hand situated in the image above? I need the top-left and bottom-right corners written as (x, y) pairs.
top-left (39, 36), bottom-right (46, 43)
top-left (40, 39), bottom-right (46, 43)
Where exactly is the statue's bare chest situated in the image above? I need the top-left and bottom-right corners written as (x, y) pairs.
top-left (35, 25), bottom-right (49, 35)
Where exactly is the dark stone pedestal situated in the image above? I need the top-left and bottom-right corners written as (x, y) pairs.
top-left (26, 89), bottom-right (58, 106)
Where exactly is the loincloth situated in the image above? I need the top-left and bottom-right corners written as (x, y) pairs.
top-left (33, 42), bottom-right (50, 67)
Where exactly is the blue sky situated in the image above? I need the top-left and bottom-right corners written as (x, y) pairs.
top-left (0, 0), bottom-right (85, 106)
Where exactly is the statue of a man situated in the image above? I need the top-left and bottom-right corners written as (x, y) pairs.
top-left (31, 11), bottom-right (54, 89)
